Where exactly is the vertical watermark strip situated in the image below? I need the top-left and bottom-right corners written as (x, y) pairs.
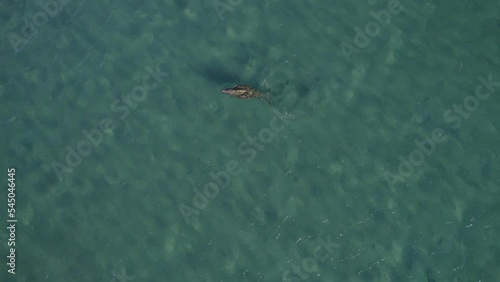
top-left (6, 168), bottom-right (17, 275)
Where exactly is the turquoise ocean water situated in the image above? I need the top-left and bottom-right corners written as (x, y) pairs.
top-left (1, 0), bottom-right (499, 281)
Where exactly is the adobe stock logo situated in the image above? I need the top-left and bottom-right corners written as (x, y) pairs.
top-left (340, 0), bottom-right (404, 63)
top-left (7, 0), bottom-right (72, 53)
top-left (282, 235), bottom-right (340, 282)
top-left (51, 65), bottom-right (169, 182)
top-left (179, 107), bottom-right (295, 225)
top-left (443, 74), bottom-right (500, 129)
top-left (384, 129), bottom-right (448, 189)
top-left (384, 73), bottom-right (499, 189)
top-left (212, 0), bottom-right (243, 21)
